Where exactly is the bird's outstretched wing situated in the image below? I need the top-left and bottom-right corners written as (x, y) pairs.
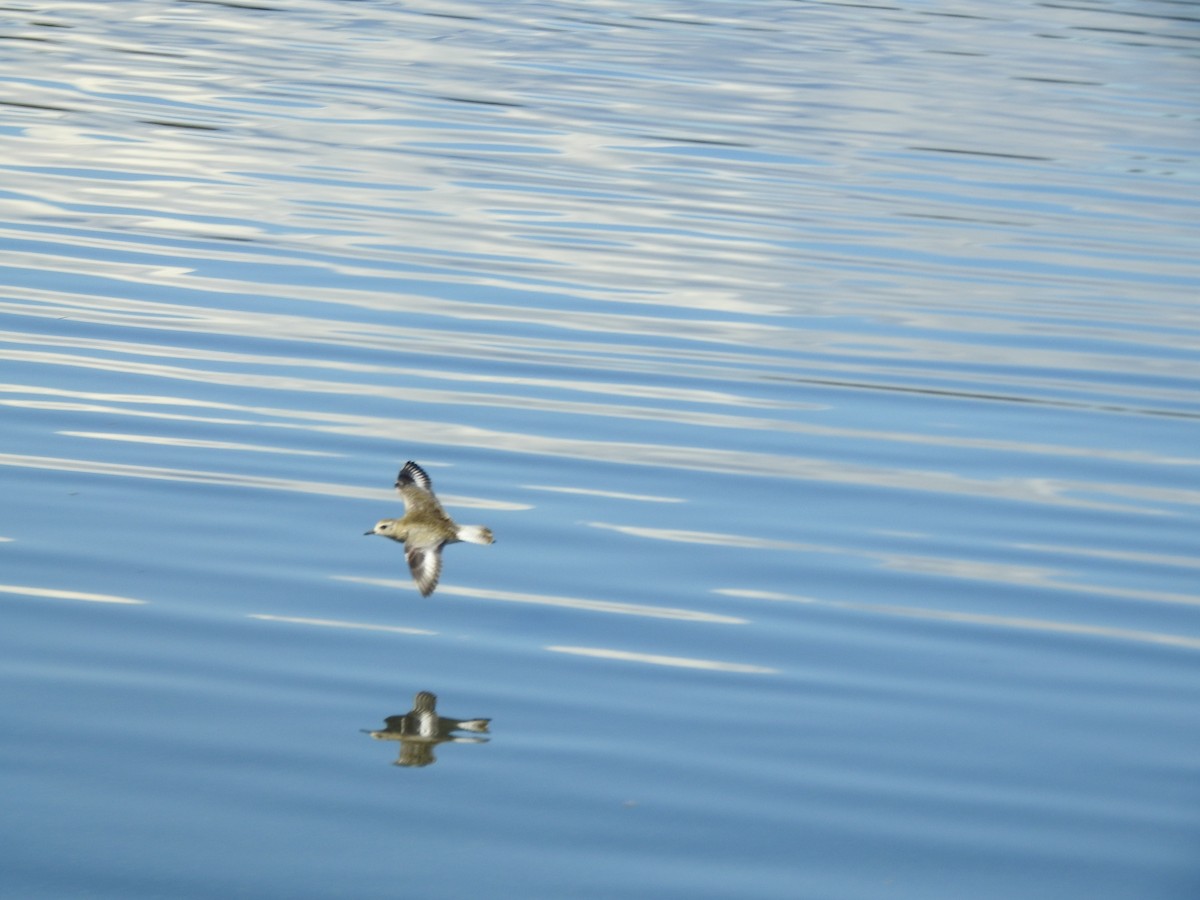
top-left (406, 545), bottom-right (442, 597)
top-left (395, 460), bottom-right (433, 493)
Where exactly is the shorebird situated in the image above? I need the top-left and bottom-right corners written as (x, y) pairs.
top-left (366, 691), bottom-right (491, 741)
top-left (363, 691), bottom-right (491, 767)
top-left (365, 460), bottom-right (494, 596)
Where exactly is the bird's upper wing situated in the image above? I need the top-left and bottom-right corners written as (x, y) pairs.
top-left (395, 460), bottom-right (433, 492)
top-left (406, 545), bottom-right (442, 597)
top-left (395, 461), bottom-right (436, 515)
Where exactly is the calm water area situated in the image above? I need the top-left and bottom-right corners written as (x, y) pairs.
top-left (2, 1), bottom-right (1198, 898)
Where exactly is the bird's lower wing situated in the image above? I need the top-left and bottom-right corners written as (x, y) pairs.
top-left (406, 546), bottom-right (442, 597)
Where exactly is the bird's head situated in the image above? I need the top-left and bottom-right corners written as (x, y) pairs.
top-left (365, 519), bottom-right (406, 540)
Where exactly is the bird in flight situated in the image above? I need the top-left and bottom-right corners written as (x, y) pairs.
top-left (366, 460), bottom-right (494, 596)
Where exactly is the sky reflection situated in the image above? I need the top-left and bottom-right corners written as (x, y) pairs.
top-left (718, 589), bottom-right (1200, 651)
top-left (336, 576), bottom-right (745, 624)
top-left (247, 614), bottom-right (435, 636)
top-left (0, 584), bottom-right (146, 605)
top-left (546, 645), bottom-right (777, 674)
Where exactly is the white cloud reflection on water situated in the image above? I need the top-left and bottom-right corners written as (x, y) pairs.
top-left (717, 589), bottom-right (1200, 652)
top-left (334, 576), bottom-right (745, 625)
top-left (592, 521), bottom-right (1200, 610)
top-left (57, 431), bottom-right (340, 456)
top-left (523, 484), bottom-right (685, 504)
top-left (247, 614), bottom-right (435, 636)
top-left (8, 334), bottom-right (1196, 466)
top-left (4, 284), bottom-right (1199, 416)
top-left (0, 452), bottom-right (528, 509)
top-left (0, 584), bottom-right (146, 605)
top-left (1, 401), bottom-right (1191, 516)
top-left (545, 645), bottom-right (777, 674)
top-left (1014, 542), bottom-right (1200, 571)
top-left (245, 618), bottom-right (773, 675)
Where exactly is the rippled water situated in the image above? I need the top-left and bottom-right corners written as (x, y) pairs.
top-left (2, 1), bottom-right (1199, 898)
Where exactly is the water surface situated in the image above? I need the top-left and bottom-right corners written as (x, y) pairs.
top-left (2, 2), bottom-right (1198, 898)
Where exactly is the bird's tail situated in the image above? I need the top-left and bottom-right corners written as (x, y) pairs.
top-left (455, 718), bottom-right (491, 733)
top-left (456, 525), bottom-right (494, 545)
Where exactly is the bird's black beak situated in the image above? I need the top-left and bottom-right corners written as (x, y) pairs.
top-left (364, 529), bottom-right (376, 536)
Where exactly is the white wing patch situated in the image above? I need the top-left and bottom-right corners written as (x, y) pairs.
top-left (406, 546), bottom-right (442, 597)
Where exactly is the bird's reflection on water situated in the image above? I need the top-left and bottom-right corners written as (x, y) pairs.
top-left (363, 691), bottom-right (490, 768)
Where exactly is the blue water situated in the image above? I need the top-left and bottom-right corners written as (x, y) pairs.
top-left (2, 1), bottom-right (1199, 898)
